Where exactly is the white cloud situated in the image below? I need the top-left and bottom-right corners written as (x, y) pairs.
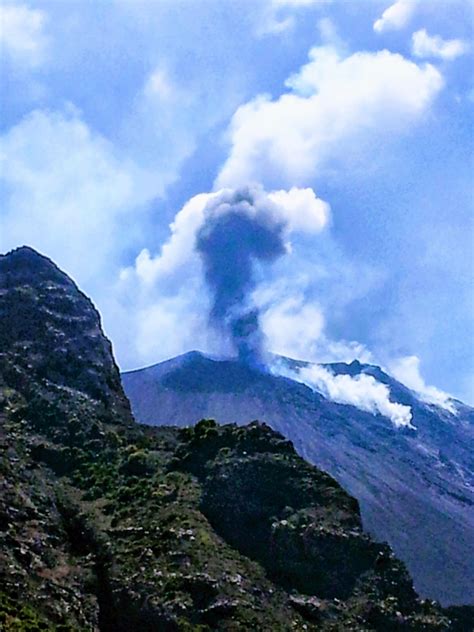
top-left (261, 296), bottom-right (326, 359)
top-left (389, 355), bottom-right (456, 413)
top-left (121, 191), bottom-right (218, 287)
top-left (273, 361), bottom-right (414, 428)
top-left (254, 283), bottom-right (374, 365)
top-left (216, 45), bottom-right (443, 188)
top-left (122, 185), bottom-right (330, 287)
top-left (133, 294), bottom-right (212, 363)
top-left (0, 4), bottom-right (48, 67)
top-left (125, 69), bottom-right (198, 181)
top-left (273, 0), bottom-right (330, 6)
top-left (268, 187), bottom-right (330, 233)
top-left (0, 95), bottom-right (239, 371)
top-left (412, 29), bottom-right (468, 61)
top-left (0, 108), bottom-right (157, 288)
top-left (258, 0), bottom-right (330, 36)
top-left (143, 67), bottom-right (176, 100)
top-left (316, 338), bottom-right (374, 365)
top-left (0, 116), bottom-right (330, 370)
top-left (124, 62), bottom-right (243, 190)
top-left (373, 1), bottom-right (415, 34)
top-left (258, 14), bottom-right (295, 36)
top-left (317, 17), bottom-right (345, 49)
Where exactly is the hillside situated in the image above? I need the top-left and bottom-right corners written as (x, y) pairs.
top-left (0, 246), bottom-right (472, 631)
top-left (122, 351), bottom-right (474, 606)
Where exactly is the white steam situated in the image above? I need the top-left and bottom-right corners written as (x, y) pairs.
top-left (268, 187), bottom-right (330, 233)
top-left (389, 355), bottom-right (456, 413)
top-left (273, 361), bottom-right (414, 429)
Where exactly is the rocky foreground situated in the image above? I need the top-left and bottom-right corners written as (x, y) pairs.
top-left (121, 350), bottom-right (474, 606)
top-left (0, 247), bottom-right (472, 631)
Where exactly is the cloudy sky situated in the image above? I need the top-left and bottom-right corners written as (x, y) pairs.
top-left (1, 0), bottom-right (473, 404)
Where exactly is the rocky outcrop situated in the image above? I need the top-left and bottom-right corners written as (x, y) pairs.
top-left (0, 247), bottom-right (134, 630)
top-left (0, 246), bottom-right (133, 435)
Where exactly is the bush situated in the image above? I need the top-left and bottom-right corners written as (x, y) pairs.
top-left (121, 450), bottom-right (154, 476)
top-left (194, 419), bottom-right (217, 437)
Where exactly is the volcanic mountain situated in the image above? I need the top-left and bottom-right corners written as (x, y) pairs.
top-left (122, 350), bottom-right (474, 607)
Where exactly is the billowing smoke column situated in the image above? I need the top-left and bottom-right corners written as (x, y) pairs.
top-left (195, 187), bottom-right (287, 367)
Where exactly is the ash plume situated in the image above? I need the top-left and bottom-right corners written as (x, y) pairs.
top-left (195, 187), bottom-right (287, 367)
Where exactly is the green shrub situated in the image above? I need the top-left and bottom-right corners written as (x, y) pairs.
top-left (120, 450), bottom-right (154, 476)
top-left (0, 592), bottom-right (54, 631)
top-left (194, 419), bottom-right (217, 437)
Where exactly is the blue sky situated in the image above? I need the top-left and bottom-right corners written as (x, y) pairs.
top-left (1, 0), bottom-right (473, 405)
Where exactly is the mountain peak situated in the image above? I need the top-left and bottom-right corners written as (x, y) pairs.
top-left (2, 244), bottom-right (59, 267)
top-left (0, 245), bottom-right (133, 433)
top-left (0, 245), bottom-right (75, 289)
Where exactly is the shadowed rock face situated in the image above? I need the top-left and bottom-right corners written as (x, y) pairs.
top-left (0, 246), bottom-right (133, 435)
top-left (123, 351), bottom-right (474, 607)
top-left (0, 246), bottom-right (472, 631)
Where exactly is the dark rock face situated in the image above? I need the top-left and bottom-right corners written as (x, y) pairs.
top-left (122, 351), bottom-right (474, 607)
top-left (171, 420), bottom-right (454, 630)
top-left (0, 246), bottom-right (133, 435)
top-left (179, 421), bottom-right (396, 601)
top-left (1, 247), bottom-right (472, 630)
top-left (0, 247), bottom-right (135, 629)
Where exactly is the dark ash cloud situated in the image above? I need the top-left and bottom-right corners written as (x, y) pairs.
top-left (195, 187), bottom-right (287, 367)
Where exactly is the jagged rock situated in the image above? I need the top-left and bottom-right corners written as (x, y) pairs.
top-left (289, 595), bottom-right (324, 621)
